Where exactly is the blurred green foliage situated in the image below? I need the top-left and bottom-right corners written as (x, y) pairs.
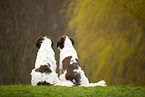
top-left (64, 0), bottom-right (145, 85)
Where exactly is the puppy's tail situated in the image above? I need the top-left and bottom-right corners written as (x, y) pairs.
top-left (87, 80), bottom-right (107, 87)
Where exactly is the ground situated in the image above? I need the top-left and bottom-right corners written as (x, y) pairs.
top-left (0, 85), bottom-right (144, 97)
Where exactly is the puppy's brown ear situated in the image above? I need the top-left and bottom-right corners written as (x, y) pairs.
top-left (35, 36), bottom-right (44, 48)
top-left (69, 37), bottom-right (75, 45)
top-left (51, 40), bottom-right (53, 47)
top-left (56, 37), bottom-right (61, 48)
top-left (57, 36), bottom-right (65, 49)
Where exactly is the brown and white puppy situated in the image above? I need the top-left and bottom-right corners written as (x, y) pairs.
top-left (57, 35), bottom-right (107, 87)
top-left (57, 35), bottom-right (89, 86)
top-left (31, 35), bottom-right (59, 86)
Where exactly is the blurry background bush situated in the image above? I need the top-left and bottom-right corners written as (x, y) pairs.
top-left (64, 0), bottom-right (145, 86)
top-left (0, 0), bottom-right (144, 85)
top-left (0, 0), bottom-right (66, 84)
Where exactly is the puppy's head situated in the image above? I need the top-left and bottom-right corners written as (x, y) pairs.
top-left (35, 35), bottom-right (53, 48)
top-left (57, 35), bottom-right (75, 49)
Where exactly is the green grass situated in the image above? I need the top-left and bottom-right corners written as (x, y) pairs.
top-left (0, 85), bottom-right (144, 97)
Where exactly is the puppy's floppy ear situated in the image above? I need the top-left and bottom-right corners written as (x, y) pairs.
top-left (69, 37), bottom-right (75, 45)
top-left (56, 37), bottom-right (61, 48)
top-left (57, 36), bottom-right (65, 49)
top-left (35, 36), bottom-right (44, 48)
top-left (51, 40), bottom-right (53, 47)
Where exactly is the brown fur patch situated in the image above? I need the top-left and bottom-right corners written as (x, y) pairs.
top-left (56, 36), bottom-right (66, 49)
top-left (69, 37), bottom-right (75, 45)
top-left (62, 56), bottom-right (72, 71)
top-left (35, 65), bottom-right (52, 73)
top-left (66, 63), bottom-right (81, 85)
top-left (75, 58), bottom-right (81, 66)
top-left (37, 81), bottom-right (51, 86)
top-left (62, 56), bottom-right (81, 85)
top-left (51, 40), bottom-right (53, 47)
top-left (35, 36), bottom-right (44, 48)
top-left (73, 72), bottom-right (81, 85)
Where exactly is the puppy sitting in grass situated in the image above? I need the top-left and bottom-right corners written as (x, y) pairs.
top-left (57, 35), bottom-right (107, 87)
top-left (31, 35), bottom-right (59, 86)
